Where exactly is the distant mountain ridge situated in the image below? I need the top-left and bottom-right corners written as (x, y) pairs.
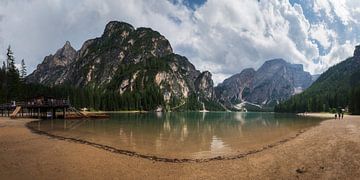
top-left (215, 58), bottom-right (314, 110)
top-left (26, 41), bottom-right (77, 85)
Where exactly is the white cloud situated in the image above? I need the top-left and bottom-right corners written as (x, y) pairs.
top-left (318, 40), bottom-right (355, 71)
top-left (310, 23), bottom-right (336, 49)
top-left (0, 0), bottom-right (359, 85)
top-left (182, 0), bottom-right (322, 79)
top-left (313, 0), bottom-right (359, 26)
top-left (313, 0), bottom-right (334, 21)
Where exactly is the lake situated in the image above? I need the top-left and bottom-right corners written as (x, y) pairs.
top-left (27, 112), bottom-right (324, 159)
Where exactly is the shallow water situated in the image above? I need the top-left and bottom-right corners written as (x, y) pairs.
top-left (28, 112), bottom-right (324, 159)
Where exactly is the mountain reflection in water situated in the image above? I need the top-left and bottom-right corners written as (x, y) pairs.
top-left (29, 112), bottom-right (323, 159)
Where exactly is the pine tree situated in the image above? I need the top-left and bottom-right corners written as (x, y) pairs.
top-left (0, 61), bottom-right (6, 103)
top-left (5, 45), bottom-right (20, 101)
top-left (2, 61), bottom-right (5, 70)
top-left (20, 59), bottom-right (27, 79)
top-left (6, 45), bottom-right (16, 72)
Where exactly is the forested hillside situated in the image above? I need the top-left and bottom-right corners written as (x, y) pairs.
top-left (275, 45), bottom-right (360, 114)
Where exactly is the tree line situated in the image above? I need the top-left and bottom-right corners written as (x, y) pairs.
top-left (275, 77), bottom-right (360, 115)
top-left (0, 46), bottom-right (24, 104)
top-left (0, 54), bottom-right (163, 111)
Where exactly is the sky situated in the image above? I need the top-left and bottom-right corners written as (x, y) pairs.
top-left (0, 0), bottom-right (359, 84)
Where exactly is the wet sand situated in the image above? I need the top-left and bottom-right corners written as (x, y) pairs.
top-left (1, 114), bottom-right (360, 179)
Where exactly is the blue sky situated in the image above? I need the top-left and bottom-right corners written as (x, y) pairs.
top-left (182, 0), bottom-right (206, 9)
top-left (0, 0), bottom-right (359, 84)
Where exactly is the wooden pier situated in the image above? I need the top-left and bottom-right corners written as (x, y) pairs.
top-left (0, 96), bottom-right (72, 119)
top-left (0, 96), bottom-right (109, 119)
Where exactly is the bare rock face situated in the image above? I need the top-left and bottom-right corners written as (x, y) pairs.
top-left (26, 41), bottom-right (76, 85)
top-left (195, 71), bottom-right (215, 100)
top-left (246, 59), bottom-right (313, 105)
top-left (216, 59), bottom-right (314, 108)
top-left (215, 68), bottom-right (255, 107)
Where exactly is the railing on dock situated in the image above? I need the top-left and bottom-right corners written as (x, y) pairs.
top-left (0, 99), bottom-right (70, 110)
top-left (0, 98), bottom-right (70, 119)
top-left (1, 98), bottom-right (109, 119)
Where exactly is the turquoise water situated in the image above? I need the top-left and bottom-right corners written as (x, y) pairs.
top-left (28, 112), bottom-right (324, 158)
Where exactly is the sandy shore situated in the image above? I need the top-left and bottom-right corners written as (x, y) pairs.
top-left (1, 114), bottom-right (360, 179)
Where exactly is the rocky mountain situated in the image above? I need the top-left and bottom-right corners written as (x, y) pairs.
top-left (215, 59), bottom-right (314, 110)
top-left (275, 45), bottom-right (360, 114)
top-left (26, 41), bottom-right (77, 84)
top-left (215, 68), bottom-right (255, 108)
top-left (194, 71), bottom-right (215, 100)
top-left (26, 21), bottom-right (222, 111)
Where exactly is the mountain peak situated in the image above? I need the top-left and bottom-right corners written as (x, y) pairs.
top-left (242, 68), bottom-right (256, 74)
top-left (257, 58), bottom-right (288, 73)
top-left (102, 21), bottom-right (135, 38)
top-left (55, 41), bottom-right (76, 57)
top-left (216, 58), bottom-right (314, 108)
top-left (60, 41), bottom-right (75, 52)
top-left (64, 41), bottom-right (71, 47)
top-left (264, 58), bottom-right (287, 65)
top-left (354, 45), bottom-right (360, 57)
top-left (26, 41), bottom-right (76, 84)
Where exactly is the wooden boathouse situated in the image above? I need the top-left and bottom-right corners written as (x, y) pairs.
top-left (0, 96), bottom-right (72, 119)
top-left (0, 96), bottom-right (109, 119)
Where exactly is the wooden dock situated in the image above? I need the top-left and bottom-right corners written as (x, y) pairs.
top-left (1, 96), bottom-right (109, 119)
top-left (0, 97), bottom-right (70, 119)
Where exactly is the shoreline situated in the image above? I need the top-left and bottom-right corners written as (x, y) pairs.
top-left (1, 114), bottom-right (360, 179)
top-left (25, 119), bottom-right (308, 163)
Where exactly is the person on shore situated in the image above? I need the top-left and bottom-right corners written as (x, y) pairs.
top-left (335, 114), bottom-right (337, 119)
top-left (342, 111), bottom-right (344, 119)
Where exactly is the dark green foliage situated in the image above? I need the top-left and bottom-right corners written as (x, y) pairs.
top-left (0, 63), bottom-right (7, 103)
top-left (20, 59), bottom-right (26, 79)
top-left (21, 84), bottom-right (164, 111)
top-left (349, 86), bottom-right (360, 114)
top-left (275, 56), bottom-right (360, 114)
top-left (106, 56), bottom-right (170, 90)
top-left (0, 46), bottom-right (21, 103)
top-left (203, 99), bottom-right (225, 111)
top-left (107, 84), bottom-right (164, 111)
top-left (0, 52), bottom-right (201, 112)
top-left (0, 47), bottom-right (165, 111)
top-left (241, 87), bottom-right (251, 99)
top-left (182, 93), bottom-right (202, 111)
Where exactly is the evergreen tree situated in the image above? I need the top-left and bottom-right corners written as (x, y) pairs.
top-left (6, 45), bottom-right (16, 72)
top-left (0, 62), bottom-right (6, 103)
top-left (2, 61), bottom-right (5, 70)
top-left (20, 59), bottom-right (27, 79)
top-left (5, 45), bottom-right (20, 101)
